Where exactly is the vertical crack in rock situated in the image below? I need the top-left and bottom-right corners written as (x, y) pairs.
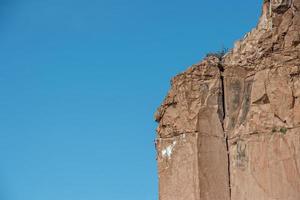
top-left (217, 62), bottom-right (226, 124)
top-left (225, 136), bottom-right (231, 200)
top-left (218, 60), bottom-right (232, 200)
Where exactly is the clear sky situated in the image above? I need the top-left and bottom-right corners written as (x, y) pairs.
top-left (0, 0), bottom-right (262, 200)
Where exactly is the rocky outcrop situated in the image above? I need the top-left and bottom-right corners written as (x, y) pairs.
top-left (155, 0), bottom-right (300, 199)
top-left (155, 58), bottom-right (230, 200)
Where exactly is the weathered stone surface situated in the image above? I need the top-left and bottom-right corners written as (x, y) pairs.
top-left (157, 132), bottom-right (230, 200)
top-left (155, 0), bottom-right (300, 199)
top-left (157, 134), bottom-right (200, 200)
top-left (156, 57), bottom-right (230, 200)
top-left (223, 66), bottom-right (249, 132)
top-left (230, 130), bottom-right (300, 200)
top-left (155, 57), bottom-right (223, 138)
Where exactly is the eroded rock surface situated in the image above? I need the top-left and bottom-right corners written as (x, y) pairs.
top-left (155, 0), bottom-right (300, 199)
top-left (156, 57), bottom-right (230, 200)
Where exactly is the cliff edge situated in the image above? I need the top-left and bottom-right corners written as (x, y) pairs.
top-left (155, 0), bottom-right (300, 199)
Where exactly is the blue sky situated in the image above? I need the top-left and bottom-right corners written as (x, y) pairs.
top-left (0, 0), bottom-right (262, 200)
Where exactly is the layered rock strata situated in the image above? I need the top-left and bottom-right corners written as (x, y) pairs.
top-left (155, 0), bottom-right (300, 199)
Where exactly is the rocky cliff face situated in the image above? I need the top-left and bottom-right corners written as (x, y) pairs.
top-left (155, 0), bottom-right (300, 199)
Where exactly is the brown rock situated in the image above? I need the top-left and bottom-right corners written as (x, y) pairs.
top-left (156, 56), bottom-right (230, 200)
top-left (155, 0), bottom-right (300, 199)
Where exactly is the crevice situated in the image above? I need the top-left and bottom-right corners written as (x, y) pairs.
top-left (158, 130), bottom-right (197, 140)
top-left (218, 62), bottom-right (226, 123)
top-left (225, 131), bottom-right (232, 200)
top-left (252, 93), bottom-right (270, 104)
top-left (274, 113), bottom-right (287, 124)
top-left (217, 61), bottom-right (232, 200)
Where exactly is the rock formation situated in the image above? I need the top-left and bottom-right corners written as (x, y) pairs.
top-left (155, 0), bottom-right (300, 199)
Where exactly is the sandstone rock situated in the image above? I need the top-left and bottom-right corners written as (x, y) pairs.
top-left (155, 0), bottom-right (300, 199)
top-left (156, 56), bottom-right (230, 200)
top-left (155, 57), bottom-right (223, 138)
top-left (157, 134), bottom-right (200, 200)
top-left (230, 131), bottom-right (300, 200)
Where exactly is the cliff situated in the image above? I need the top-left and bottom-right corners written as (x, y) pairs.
top-left (155, 0), bottom-right (300, 199)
